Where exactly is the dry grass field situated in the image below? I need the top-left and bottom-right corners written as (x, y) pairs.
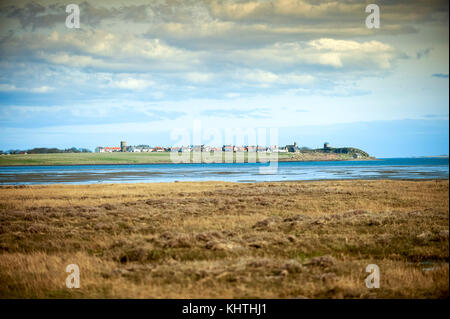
top-left (0, 180), bottom-right (448, 298)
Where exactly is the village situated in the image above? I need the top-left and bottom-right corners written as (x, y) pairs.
top-left (95, 141), bottom-right (333, 154)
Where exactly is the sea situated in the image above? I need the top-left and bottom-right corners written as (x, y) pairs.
top-left (0, 157), bottom-right (448, 185)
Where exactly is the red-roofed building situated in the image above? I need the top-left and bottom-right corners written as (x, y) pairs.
top-left (96, 146), bottom-right (121, 153)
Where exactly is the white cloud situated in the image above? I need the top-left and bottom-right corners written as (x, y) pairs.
top-left (233, 39), bottom-right (398, 70)
top-left (45, 31), bottom-right (196, 64)
top-left (0, 84), bottom-right (17, 92)
top-left (30, 86), bottom-right (54, 93)
top-left (0, 84), bottom-right (54, 93)
top-left (42, 53), bottom-right (100, 68)
top-left (111, 78), bottom-right (154, 90)
top-left (184, 72), bottom-right (214, 84)
top-left (225, 92), bottom-right (241, 98)
top-left (239, 70), bottom-right (315, 85)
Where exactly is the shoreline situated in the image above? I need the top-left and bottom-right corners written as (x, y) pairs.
top-left (1, 177), bottom-right (448, 188)
top-left (1, 157), bottom-right (447, 185)
top-left (0, 157), bottom-right (380, 167)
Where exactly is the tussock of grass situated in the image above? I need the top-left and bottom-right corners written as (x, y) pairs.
top-left (0, 180), bottom-right (448, 298)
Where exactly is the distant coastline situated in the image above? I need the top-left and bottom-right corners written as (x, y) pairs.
top-left (0, 157), bottom-right (379, 167)
top-left (0, 150), bottom-right (377, 167)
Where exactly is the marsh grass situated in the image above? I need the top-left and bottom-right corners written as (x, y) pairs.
top-left (0, 180), bottom-right (448, 298)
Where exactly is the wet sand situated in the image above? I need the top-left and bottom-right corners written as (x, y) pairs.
top-left (0, 157), bottom-right (448, 185)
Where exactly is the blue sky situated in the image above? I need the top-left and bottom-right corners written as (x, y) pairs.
top-left (0, 0), bottom-right (448, 157)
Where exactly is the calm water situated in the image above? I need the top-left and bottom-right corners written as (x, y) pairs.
top-left (0, 158), bottom-right (448, 185)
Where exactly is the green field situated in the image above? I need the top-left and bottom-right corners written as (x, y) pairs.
top-left (0, 152), bottom-right (289, 166)
top-left (0, 152), bottom-right (177, 166)
top-left (0, 151), bottom-right (370, 166)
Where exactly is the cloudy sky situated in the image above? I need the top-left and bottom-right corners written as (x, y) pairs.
top-left (0, 0), bottom-right (448, 157)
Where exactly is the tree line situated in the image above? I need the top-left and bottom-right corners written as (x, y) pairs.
top-left (0, 147), bottom-right (92, 154)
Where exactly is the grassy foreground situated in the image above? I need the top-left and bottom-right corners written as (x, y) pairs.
top-left (0, 151), bottom-right (372, 166)
top-left (0, 180), bottom-right (448, 298)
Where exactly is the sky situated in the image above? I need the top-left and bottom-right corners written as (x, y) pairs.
top-left (0, 0), bottom-right (448, 157)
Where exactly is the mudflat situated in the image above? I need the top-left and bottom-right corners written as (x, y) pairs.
top-left (0, 180), bottom-right (448, 298)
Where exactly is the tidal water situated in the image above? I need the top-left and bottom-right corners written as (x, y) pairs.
top-left (0, 157), bottom-right (448, 185)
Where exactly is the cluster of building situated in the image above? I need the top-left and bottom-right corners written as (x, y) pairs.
top-left (95, 141), bottom-right (128, 153)
top-left (95, 141), bottom-right (332, 153)
top-left (95, 141), bottom-right (166, 153)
